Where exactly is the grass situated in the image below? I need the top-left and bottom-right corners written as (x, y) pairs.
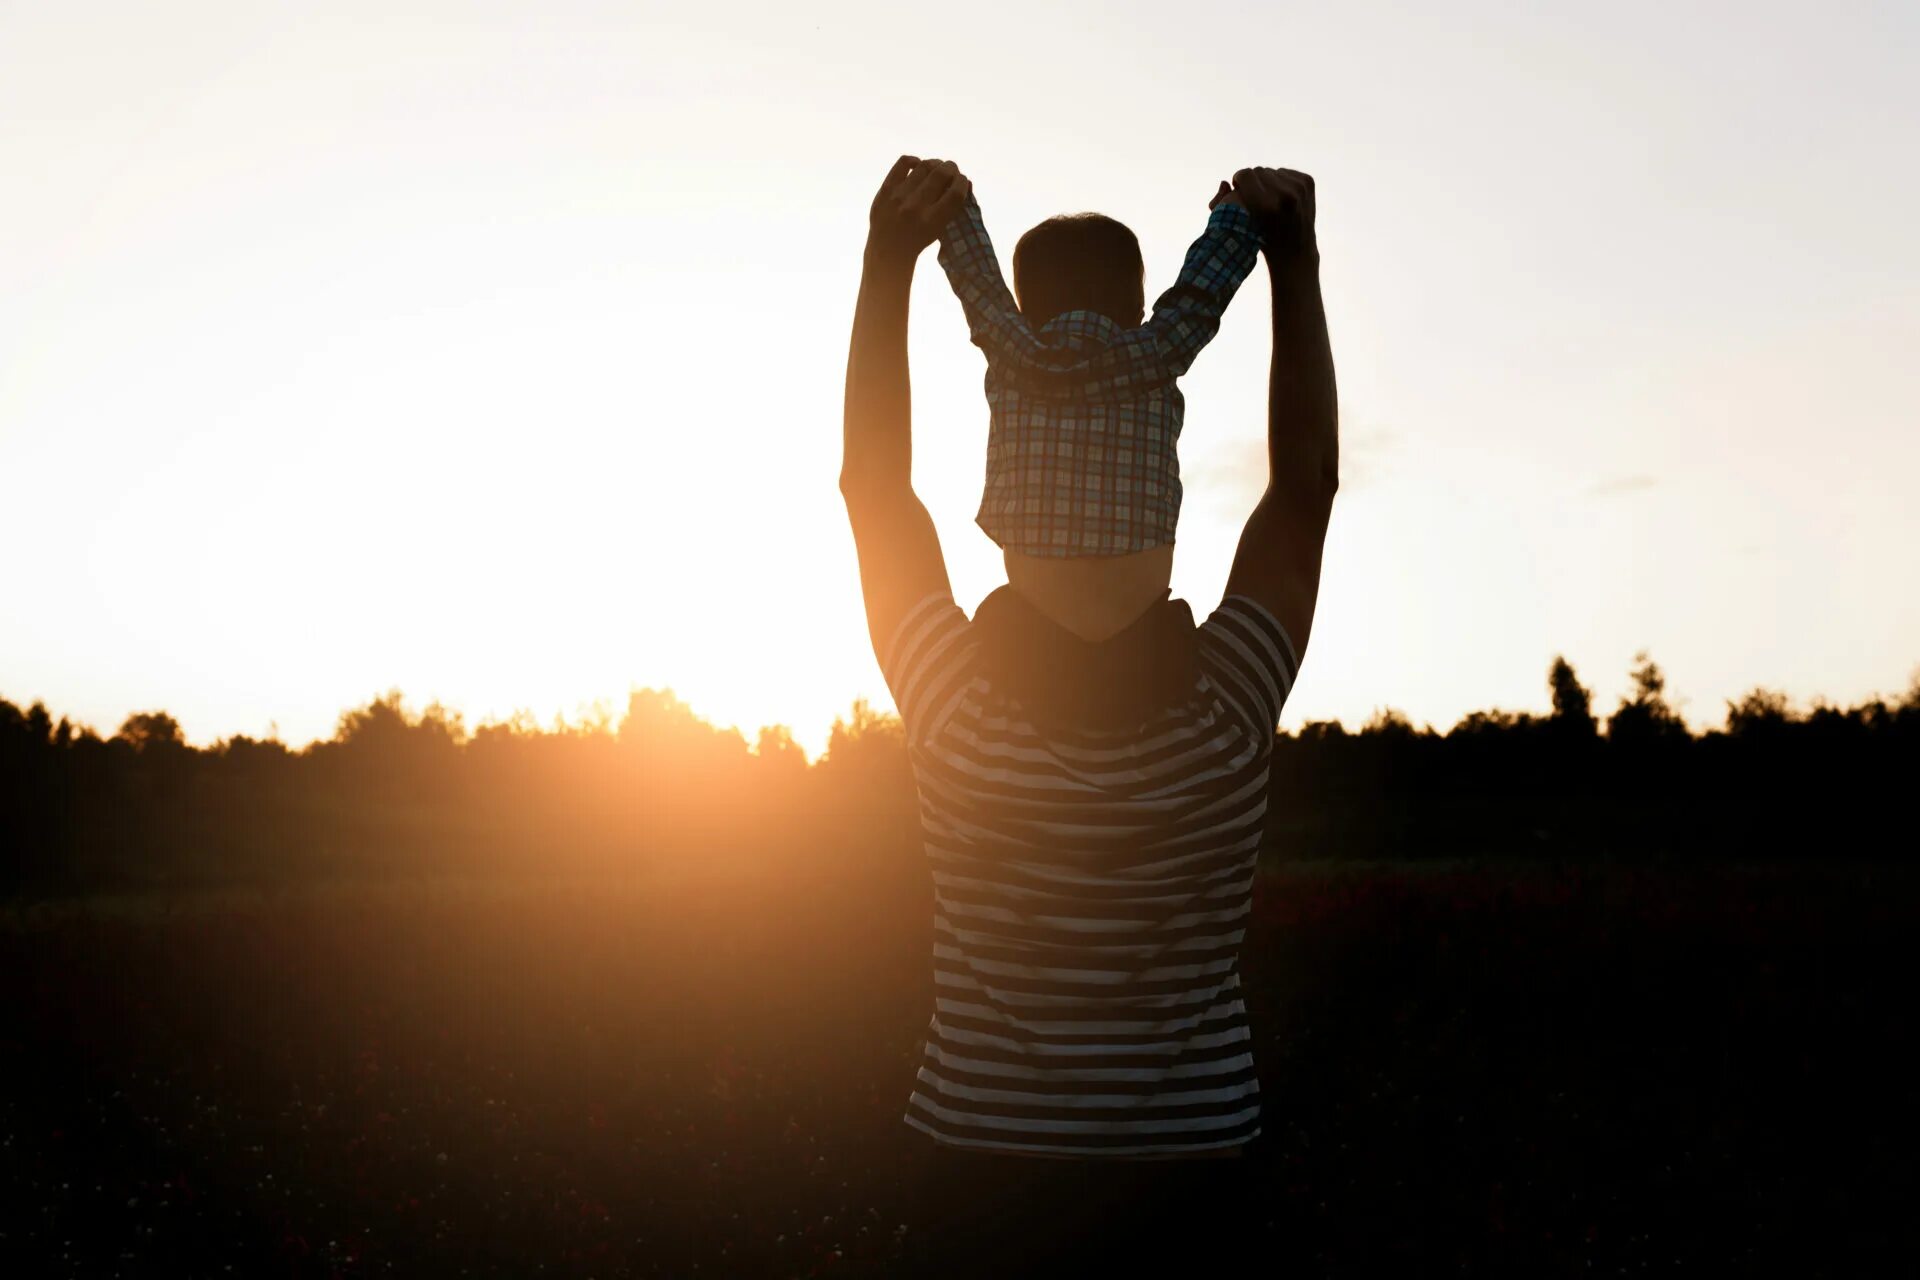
top-left (1, 857), bottom-right (1908, 1276)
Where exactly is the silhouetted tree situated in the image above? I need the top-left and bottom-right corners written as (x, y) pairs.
top-left (333, 691), bottom-right (467, 751)
top-left (309, 689), bottom-right (470, 808)
top-left (620, 689), bottom-right (746, 757)
top-left (24, 700), bottom-right (53, 745)
top-left (1607, 652), bottom-right (1685, 743)
top-left (5, 645), bottom-right (1920, 898)
top-left (1362, 707), bottom-right (1421, 739)
top-left (1451, 709), bottom-right (1538, 736)
top-left (1726, 688), bottom-right (1793, 739)
top-left (822, 699), bottom-right (909, 792)
top-left (116, 710), bottom-right (184, 751)
top-left (754, 725), bottom-right (809, 773)
top-left (1548, 657), bottom-right (1597, 737)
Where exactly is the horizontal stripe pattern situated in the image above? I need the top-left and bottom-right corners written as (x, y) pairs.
top-left (879, 591), bottom-right (1298, 1158)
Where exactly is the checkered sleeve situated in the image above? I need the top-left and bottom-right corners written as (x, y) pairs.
top-left (936, 191), bottom-right (1046, 372)
top-left (1118, 200), bottom-right (1263, 380)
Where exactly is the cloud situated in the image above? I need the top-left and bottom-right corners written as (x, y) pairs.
top-left (1583, 473), bottom-right (1658, 498)
top-left (1342, 427), bottom-right (1397, 489)
top-left (1187, 426), bottom-right (1396, 514)
top-left (1186, 440), bottom-right (1269, 511)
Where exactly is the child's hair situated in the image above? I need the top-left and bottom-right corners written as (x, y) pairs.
top-left (1012, 214), bottom-right (1146, 328)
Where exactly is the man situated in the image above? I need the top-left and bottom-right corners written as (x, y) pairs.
top-left (841, 157), bottom-right (1338, 1273)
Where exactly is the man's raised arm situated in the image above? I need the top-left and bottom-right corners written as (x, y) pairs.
top-left (1222, 167), bottom-right (1339, 659)
top-left (840, 157), bottom-right (971, 663)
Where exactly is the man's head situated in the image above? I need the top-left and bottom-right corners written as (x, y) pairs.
top-left (1012, 213), bottom-right (1146, 329)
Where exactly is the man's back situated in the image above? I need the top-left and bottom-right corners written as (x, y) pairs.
top-left (879, 589), bottom-right (1300, 1159)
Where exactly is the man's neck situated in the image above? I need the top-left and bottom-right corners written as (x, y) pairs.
top-left (1001, 545), bottom-right (1175, 642)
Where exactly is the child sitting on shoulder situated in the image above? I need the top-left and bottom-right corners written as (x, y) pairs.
top-left (936, 177), bottom-right (1263, 638)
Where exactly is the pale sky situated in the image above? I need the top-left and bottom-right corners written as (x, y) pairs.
top-left (3, 0), bottom-right (1916, 755)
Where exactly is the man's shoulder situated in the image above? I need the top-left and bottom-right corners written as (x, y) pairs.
top-left (1198, 594), bottom-right (1297, 660)
top-left (1195, 594), bottom-right (1300, 734)
top-left (880, 594), bottom-right (977, 710)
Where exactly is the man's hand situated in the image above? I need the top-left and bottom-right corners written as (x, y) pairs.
top-left (1231, 167), bottom-right (1317, 266)
top-left (868, 156), bottom-right (971, 261)
top-left (1209, 179), bottom-right (1244, 211)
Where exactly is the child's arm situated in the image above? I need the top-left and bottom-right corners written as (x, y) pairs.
top-left (935, 189), bottom-right (1048, 370)
top-left (1123, 192), bottom-right (1264, 379)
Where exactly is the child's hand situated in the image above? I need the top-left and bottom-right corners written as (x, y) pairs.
top-left (867, 156), bottom-right (972, 260)
top-left (1209, 179), bottom-right (1245, 211)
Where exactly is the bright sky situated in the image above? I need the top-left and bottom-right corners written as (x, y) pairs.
top-left (3, 1), bottom-right (1917, 755)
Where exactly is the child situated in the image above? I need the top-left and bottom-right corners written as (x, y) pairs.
top-left (936, 181), bottom-right (1262, 637)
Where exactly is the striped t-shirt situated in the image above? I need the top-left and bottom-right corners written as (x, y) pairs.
top-left (881, 591), bottom-right (1300, 1158)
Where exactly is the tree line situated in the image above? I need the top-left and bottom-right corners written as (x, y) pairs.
top-left (3, 653), bottom-right (1914, 897)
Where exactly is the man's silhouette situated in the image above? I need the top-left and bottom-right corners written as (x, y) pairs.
top-left (841, 157), bottom-right (1337, 1273)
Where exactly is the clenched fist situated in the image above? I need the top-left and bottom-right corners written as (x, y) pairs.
top-left (867, 156), bottom-right (972, 260)
top-left (1229, 167), bottom-right (1317, 266)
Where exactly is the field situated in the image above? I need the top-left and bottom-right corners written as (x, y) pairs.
top-left (2, 858), bottom-right (1909, 1277)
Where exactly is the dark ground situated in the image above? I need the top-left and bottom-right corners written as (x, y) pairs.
top-left (1, 858), bottom-right (1910, 1277)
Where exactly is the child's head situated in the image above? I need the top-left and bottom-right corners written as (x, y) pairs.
top-left (1013, 214), bottom-right (1146, 329)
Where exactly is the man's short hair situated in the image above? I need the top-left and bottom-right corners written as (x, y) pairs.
top-left (1012, 214), bottom-right (1146, 328)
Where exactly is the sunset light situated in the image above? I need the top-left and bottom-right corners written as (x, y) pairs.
top-left (6, 4), bottom-right (1915, 1275)
top-left (5, 3), bottom-right (1915, 754)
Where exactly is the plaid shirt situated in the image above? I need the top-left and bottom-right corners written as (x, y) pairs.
top-left (936, 192), bottom-right (1262, 557)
